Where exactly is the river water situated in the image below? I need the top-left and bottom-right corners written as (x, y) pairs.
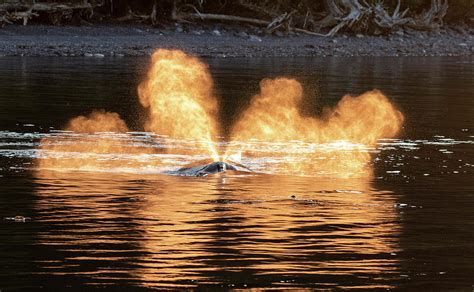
top-left (0, 56), bottom-right (473, 290)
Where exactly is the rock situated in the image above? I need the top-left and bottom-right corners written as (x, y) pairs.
top-left (395, 30), bottom-right (404, 36)
top-left (212, 29), bottom-right (221, 36)
top-left (451, 26), bottom-right (466, 34)
top-left (175, 26), bottom-right (183, 33)
top-left (84, 53), bottom-right (93, 57)
top-left (249, 35), bottom-right (262, 42)
top-left (235, 31), bottom-right (248, 38)
top-left (274, 30), bottom-right (285, 37)
top-left (458, 43), bottom-right (468, 47)
top-left (332, 39), bottom-right (338, 43)
top-left (93, 53), bottom-right (105, 58)
top-left (356, 34), bottom-right (364, 38)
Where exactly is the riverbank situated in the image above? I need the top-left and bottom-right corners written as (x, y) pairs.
top-left (0, 24), bottom-right (472, 57)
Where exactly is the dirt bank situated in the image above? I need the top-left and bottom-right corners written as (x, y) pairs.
top-left (0, 24), bottom-right (472, 57)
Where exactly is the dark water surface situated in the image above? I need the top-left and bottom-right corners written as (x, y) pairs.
top-left (0, 56), bottom-right (473, 290)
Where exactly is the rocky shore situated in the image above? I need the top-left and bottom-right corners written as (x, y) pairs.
top-left (0, 24), bottom-right (472, 57)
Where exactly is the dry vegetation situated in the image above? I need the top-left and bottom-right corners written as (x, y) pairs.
top-left (0, 0), bottom-right (472, 35)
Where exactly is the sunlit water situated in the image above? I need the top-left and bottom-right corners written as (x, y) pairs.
top-left (0, 56), bottom-right (473, 290)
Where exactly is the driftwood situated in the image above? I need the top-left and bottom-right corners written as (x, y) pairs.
top-left (0, 1), bottom-right (100, 26)
top-left (237, 0), bottom-right (280, 18)
top-left (409, 0), bottom-right (449, 30)
top-left (374, 0), bottom-right (411, 30)
top-left (318, 0), bottom-right (409, 36)
top-left (173, 0), bottom-right (449, 37)
top-left (116, 1), bottom-right (158, 24)
top-left (175, 11), bottom-right (329, 36)
top-left (181, 0), bottom-right (450, 36)
top-left (0, 0), bottom-right (453, 36)
top-left (116, 8), bottom-right (151, 22)
top-left (0, 14), bottom-right (13, 25)
top-left (175, 12), bottom-right (269, 26)
top-left (11, 10), bottom-right (39, 26)
top-left (313, 0), bottom-right (449, 35)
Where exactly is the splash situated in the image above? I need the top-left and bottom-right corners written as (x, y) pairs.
top-left (38, 49), bottom-right (220, 171)
top-left (38, 111), bottom-right (156, 171)
top-left (65, 110), bottom-right (129, 133)
top-left (37, 50), bottom-right (404, 178)
top-left (225, 78), bottom-right (404, 177)
top-left (138, 49), bottom-right (219, 160)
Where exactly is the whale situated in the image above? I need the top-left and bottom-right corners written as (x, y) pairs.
top-left (167, 159), bottom-right (252, 177)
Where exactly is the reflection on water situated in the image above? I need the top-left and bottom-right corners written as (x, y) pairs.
top-left (0, 56), bottom-right (473, 289)
top-left (33, 170), bottom-right (399, 289)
